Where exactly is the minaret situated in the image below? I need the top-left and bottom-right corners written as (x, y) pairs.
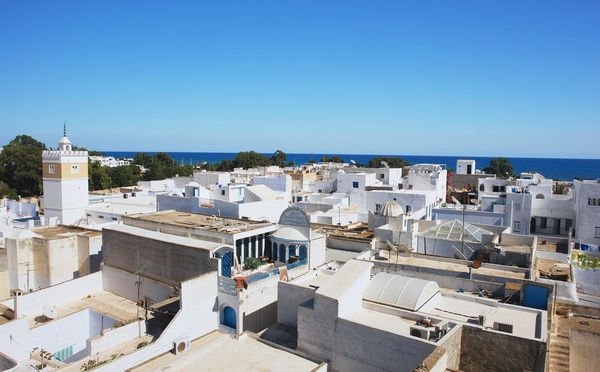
top-left (42, 124), bottom-right (89, 225)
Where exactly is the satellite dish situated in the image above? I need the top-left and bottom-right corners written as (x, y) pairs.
top-left (350, 160), bottom-right (356, 164)
top-left (451, 196), bottom-right (462, 206)
top-left (381, 161), bottom-right (389, 168)
top-left (470, 199), bottom-right (480, 205)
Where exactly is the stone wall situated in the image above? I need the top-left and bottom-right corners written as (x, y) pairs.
top-left (103, 228), bottom-right (217, 284)
top-left (459, 325), bottom-right (546, 372)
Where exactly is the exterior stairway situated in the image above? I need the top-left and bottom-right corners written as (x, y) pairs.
top-left (547, 319), bottom-right (570, 372)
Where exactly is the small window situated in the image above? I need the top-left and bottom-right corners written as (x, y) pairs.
top-left (98, 215), bottom-right (105, 219)
top-left (375, 204), bottom-right (381, 213)
top-left (111, 217), bottom-right (118, 221)
top-left (513, 221), bottom-right (520, 232)
top-left (493, 322), bottom-right (513, 334)
top-left (49, 165), bottom-right (55, 174)
top-left (352, 181), bottom-right (359, 189)
top-left (595, 227), bottom-right (600, 238)
top-left (515, 203), bottom-right (521, 211)
top-left (221, 190), bottom-right (225, 196)
top-left (380, 174), bottom-right (385, 179)
top-left (71, 165), bottom-right (79, 174)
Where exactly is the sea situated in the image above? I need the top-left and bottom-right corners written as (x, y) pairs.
top-left (101, 151), bottom-right (600, 182)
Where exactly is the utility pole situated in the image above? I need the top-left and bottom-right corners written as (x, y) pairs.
top-left (135, 262), bottom-right (149, 337)
top-left (19, 261), bottom-right (36, 292)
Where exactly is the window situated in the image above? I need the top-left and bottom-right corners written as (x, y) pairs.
top-left (221, 190), bottom-right (225, 196)
top-left (595, 227), bottom-right (600, 238)
top-left (588, 198), bottom-right (600, 206)
top-left (513, 221), bottom-right (521, 232)
top-left (406, 205), bottom-right (412, 214)
top-left (493, 322), bottom-right (514, 334)
top-left (515, 203), bottom-right (521, 211)
top-left (352, 181), bottom-right (359, 189)
top-left (380, 174), bottom-right (385, 179)
top-left (48, 164), bottom-right (55, 174)
top-left (541, 217), bottom-right (547, 229)
top-left (71, 165), bottom-right (79, 174)
top-left (375, 204), bottom-right (381, 213)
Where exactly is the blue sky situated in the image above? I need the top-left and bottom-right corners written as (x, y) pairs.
top-left (1, 1), bottom-right (598, 158)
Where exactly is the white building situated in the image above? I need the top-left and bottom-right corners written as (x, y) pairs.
top-left (41, 133), bottom-right (89, 225)
top-left (280, 259), bottom-right (547, 372)
top-left (89, 156), bottom-right (131, 167)
top-left (157, 182), bottom-right (288, 223)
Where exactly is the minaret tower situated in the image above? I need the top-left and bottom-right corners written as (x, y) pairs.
top-left (42, 124), bottom-right (89, 225)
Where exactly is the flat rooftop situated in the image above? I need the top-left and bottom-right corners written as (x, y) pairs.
top-left (424, 290), bottom-right (541, 340)
top-left (288, 269), bottom-right (335, 289)
top-left (373, 253), bottom-right (528, 280)
top-left (127, 210), bottom-right (277, 234)
top-left (30, 225), bottom-right (102, 240)
top-left (129, 331), bottom-right (323, 371)
top-left (29, 290), bottom-right (139, 329)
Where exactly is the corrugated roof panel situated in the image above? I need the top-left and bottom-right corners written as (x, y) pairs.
top-left (363, 273), bottom-right (440, 311)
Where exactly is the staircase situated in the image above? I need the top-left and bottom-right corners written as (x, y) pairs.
top-left (547, 319), bottom-right (570, 372)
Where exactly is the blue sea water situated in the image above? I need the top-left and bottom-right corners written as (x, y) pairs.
top-left (102, 151), bottom-right (600, 181)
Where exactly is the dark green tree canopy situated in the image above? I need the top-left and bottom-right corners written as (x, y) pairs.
top-left (368, 156), bottom-right (410, 168)
top-left (0, 135), bottom-right (46, 197)
top-left (271, 150), bottom-right (287, 167)
top-left (483, 157), bottom-right (516, 178)
top-left (320, 155), bottom-right (345, 163)
top-left (8, 135), bottom-right (46, 148)
top-left (233, 151), bottom-right (271, 169)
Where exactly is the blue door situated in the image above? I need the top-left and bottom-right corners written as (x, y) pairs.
top-left (221, 251), bottom-right (232, 278)
top-left (279, 244), bottom-right (286, 263)
top-left (300, 245), bottom-right (308, 261)
top-left (223, 306), bottom-right (236, 329)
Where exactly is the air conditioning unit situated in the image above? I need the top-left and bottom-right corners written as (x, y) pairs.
top-left (172, 337), bottom-right (190, 355)
top-left (435, 321), bottom-right (449, 333)
top-left (410, 325), bottom-right (433, 340)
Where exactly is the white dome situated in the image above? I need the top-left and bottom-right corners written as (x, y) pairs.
top-left (271, 227), bottom-right (309, 242)
top-left (379, 201), bottom-right (402, 217)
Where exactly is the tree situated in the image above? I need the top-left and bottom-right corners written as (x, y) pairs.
top-left (320, 155), bottom-right (344, 163)
top-left (88, 160), bottom-right (111, 191)
top-left (233, 151), bottom-right (270, 169)
top-left (133, 153), bottom-right (153, 167)
top-left (271, 150), bottom-right (287, 167)
top-left (216, 159), bottom-right (234, 171)
top-left (0, 135), bottom-right (46, 197)
top-left (8, 135), bottom-right (45, 148)
top-left (368, 156), bottom-right (410, 168)
top-left (107, 164), bottom-right (141, 187)
top-left (483, 157), bottom-right (516, 178)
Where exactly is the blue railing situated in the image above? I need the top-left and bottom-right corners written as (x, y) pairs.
top-left (287, 260), bottom-right (308, 270)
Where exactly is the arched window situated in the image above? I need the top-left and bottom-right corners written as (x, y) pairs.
top-left (279, 244), bottom-right (286, 263)
top-left (479, 184), bottom-right (485, 192)
top-left (272, 242), bottom-right (278, 261)
top-left (289, 244), bottom-right (296, 257)
top-left (222, 306), bottom-right (236, 329)
top-left (536, 194), bottom-right (545, 199)
top-left (299, 245), bottom-right (308, 261)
